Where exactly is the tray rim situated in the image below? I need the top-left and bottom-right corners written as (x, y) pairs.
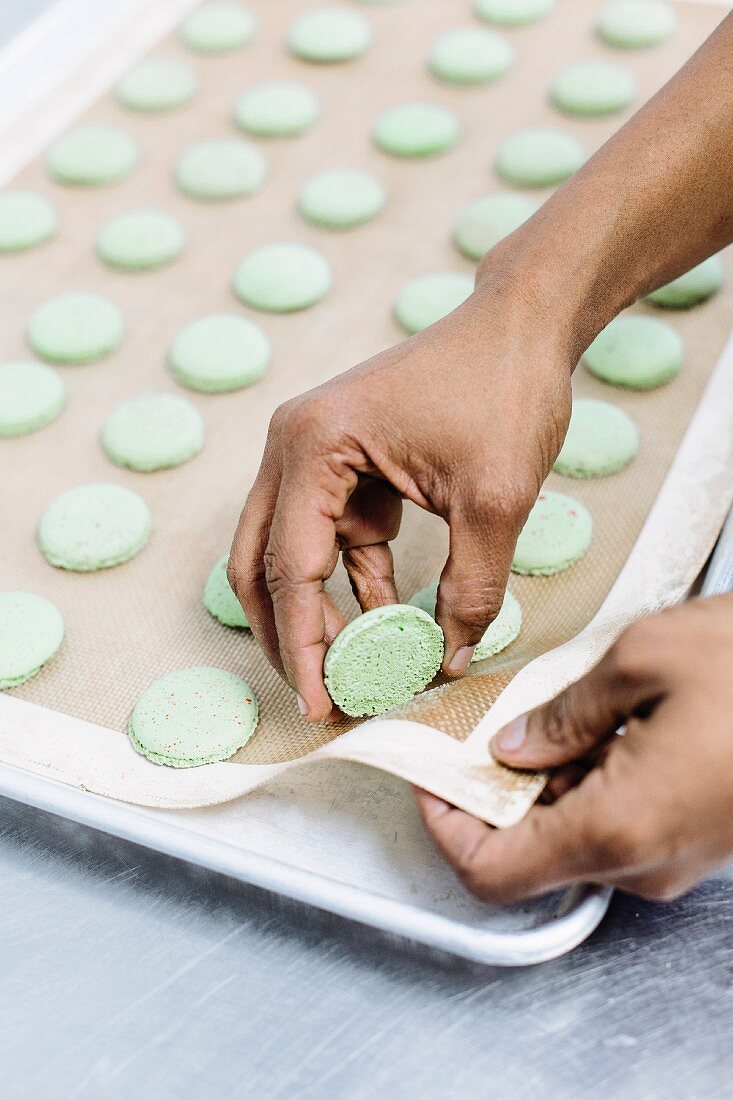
top-left (1, 0), bottom-right (729, 966)
top-left (0, 758), bottom-right (613, 966)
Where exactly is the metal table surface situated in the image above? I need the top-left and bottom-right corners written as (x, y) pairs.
top-left (0, 794), bottom-right (730, 1099)
top-left (1, 3), bottom-right (731, 1097)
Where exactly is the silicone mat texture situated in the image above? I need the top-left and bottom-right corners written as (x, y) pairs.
top-left (0, 0), bottom-right (728, 775)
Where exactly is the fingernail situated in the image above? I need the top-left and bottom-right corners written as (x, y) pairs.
top-left (494, 715), bottom-right (527, 754)
top-left (297, 694), bottom-right (309, 717)
top-left (445, 645), bottom-right (475, 675)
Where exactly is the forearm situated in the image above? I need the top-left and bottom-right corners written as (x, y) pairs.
top-left (478, 13), bottom-right (733, 359)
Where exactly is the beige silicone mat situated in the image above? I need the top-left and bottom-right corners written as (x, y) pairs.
top-left (1, 0), bottom-right (732, 823)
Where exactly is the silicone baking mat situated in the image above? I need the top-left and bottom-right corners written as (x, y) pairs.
top-left (1, 0), bottom-right (732, 824)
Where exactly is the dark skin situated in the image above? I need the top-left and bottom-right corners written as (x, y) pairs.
top-left (230, 15), bottom-right (733, 902)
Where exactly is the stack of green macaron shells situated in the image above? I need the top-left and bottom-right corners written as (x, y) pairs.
top-left (204, 555), bottom-right (250, 628)
top-left (409, 583), bottom-right (522, 661)
top-left (0, 591), bottom-right (64, 690)
top-left (0, 361), bottom-right (66, 437)
top-left (129, 666), bottom-right (259, 767)
top-left (324, 604), bottom-right (444, 718)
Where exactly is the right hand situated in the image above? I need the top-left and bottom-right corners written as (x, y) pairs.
top-left (228, 262), bottom-right (576, 720)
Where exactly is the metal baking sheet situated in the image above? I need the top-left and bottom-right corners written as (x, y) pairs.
top-left (0, 0), bottom-right (728, 965)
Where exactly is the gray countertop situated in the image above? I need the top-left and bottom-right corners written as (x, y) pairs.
top-left (1, 3), bottom-right (731, 1096)
top-left (1, 793), bottom-right (731, 1099)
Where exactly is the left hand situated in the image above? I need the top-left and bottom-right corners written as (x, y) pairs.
top-left (416, 594), bottom-right (733, 903)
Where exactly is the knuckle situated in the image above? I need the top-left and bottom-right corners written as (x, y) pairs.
top-left (281, 395), bottom-right (329, 445)
top-left (439, 582), bottom-right (504, 638)
top-left (268, 398), bottom-right (296, 435)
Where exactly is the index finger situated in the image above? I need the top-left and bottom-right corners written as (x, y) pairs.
top-left (265, 418), bottom-right (360, 721)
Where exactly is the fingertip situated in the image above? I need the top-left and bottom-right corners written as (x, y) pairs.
top-left (414, 786), bottom-right (452, 821)
top-left (442, 644), bottom-right (475, 677)
top-left (296, 685), bottom-right (336, 724)
top-left (490, 715), bottom-right (528, 761)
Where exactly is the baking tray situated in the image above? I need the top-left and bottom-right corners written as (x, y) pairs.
top-left (0, 0), bottom-right (728, 965)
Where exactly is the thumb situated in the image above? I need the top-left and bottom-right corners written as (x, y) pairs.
top-left (491, 633), bottom-right (661, 769)
top-left (437, 497), bottom-right (518, 676)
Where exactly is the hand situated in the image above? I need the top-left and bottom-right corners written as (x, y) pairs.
top-left (417, 594), bottom-right (733, 903)
top-left (228, 263), bottom-right (575, 720)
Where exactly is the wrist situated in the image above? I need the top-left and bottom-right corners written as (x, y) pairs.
top-left (473, 219), bottom-right (634, 368)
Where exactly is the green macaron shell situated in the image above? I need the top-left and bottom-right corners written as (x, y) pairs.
top-left (0, 191), bottom-right (57, 252)
top-left (169, 313), bottom-right (270, 392)
top-left (0, 361), bottom-right (66, 436)
top-left (495, 127), bottom-right (586, 187)
top-left (453, 191), bottom-right (538, 260)
top-left (287, 6), bottom-right (373, 63)
top-left (550, 61), bottom-right (638, 117)
top-left (595, 0), bottom-right (677, 49)
top-left (96, 208), bottom-right (186, 271)
top-left (394, 272), bottom-right (474, 334)
top-left (115, 58), bottom-right (198, 113)
top-left (474, 0), bottom-right (556, 26)
top-left (408, 583), bottom-right (522, 661)
top-left (233, 243), bottom-right (332, 312)
top-left (102, 392), bottom-right (204, 472)
top-left (0, 591), bottom-right (64, 690)
top-left (47, 126), bottom-right (140, 186)
top-left (38, 483), bottom-right (152, 571)
top-left (180, 2), bottom-right (258, 53)
top-left (374, 102), bottom-right (459, 159)
top-left (175, 139), bottom-right (267, 202)
top-left (129, 666), bottom-right (259, 767)
top-left (646, 256), bottom-right (725, 309)
top-left (298, 168), bottom-right (386, 229)
top-left (554, 398), bottom-right (639, 478)
top-left (584, 315), bottom-right (684, 390)
top-left (204, 555), bottom-right (249, 628)
top-left (429, 26), bottom-right (514, 86)
top-left (512, 490), bottom-right (593, 575)
top-left (324, 604), bottom-right (444, 718)
top-left (27, 291), bottom-right (124, 364)
top-left (234, 81), bottom-right (321, 138)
